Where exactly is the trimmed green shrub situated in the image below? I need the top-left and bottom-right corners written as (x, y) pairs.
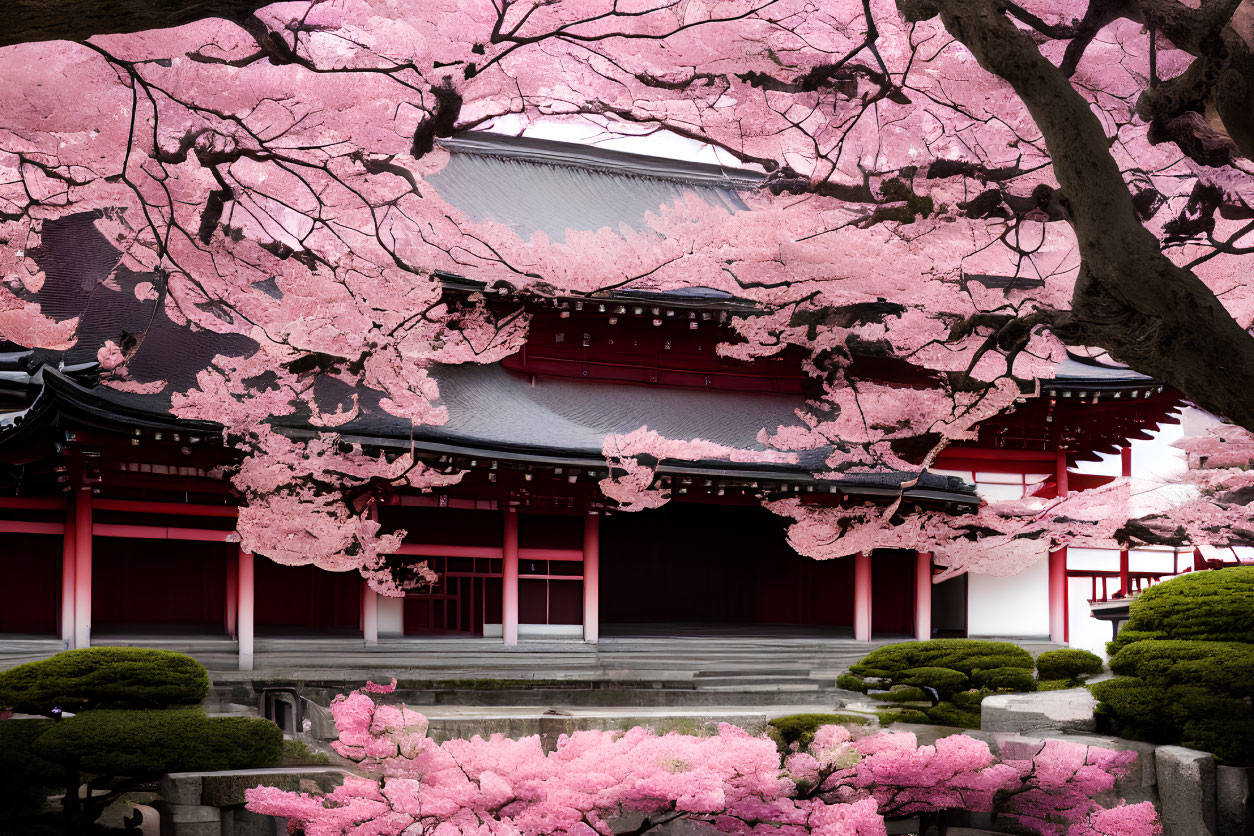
top-left (972, 667), bottom-right (1037, 692)
top-left (1110, 567), bottom-right (1254, 653)
top-left (877, 685), bottom-right (928, 703)
top-left (1109, 640), bottom-right (1254, 698)
top-left (0, 648), bottom-right (209, 715)
top-left (899, 667), bottom-right (970, 698)
top-left (1091, 678), bottom-right (1254, 765)
top-left (836, 674), bottom-right (867, 693)
top-left (0, 720), bottom-right (67, 822)
top-left (767, 713), bottom-right (872, 751)
top-left (1035, 648), bottom-right (1103, 683)
top-left (874, 708), bottom-right (931, 725)
top-left (1035, 679), bottom-right (1075, 692)
top-left (925, 702), bottom-right (982, 729)
top-left (850, 639), bottom-right (1033, 677)
top-left (33, 709), bottom-right (282, 775)
top-left (950, 689), bottom-right (992, 711)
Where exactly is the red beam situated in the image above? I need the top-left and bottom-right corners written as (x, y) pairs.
top-left (92, 523), bottom-right (237, 542)
top-left (92, 499), bottom-right (238, 517)
top-left (0, 496), bottom-right (67, 510)
top-left (938, 448), bottom-right (1055, 461)
top-left (0, 519), bottom-right (64, 535)
top-left (518, 547), bottom-right (582, 562)
top-left (392, 543), bottom-right (503, 558)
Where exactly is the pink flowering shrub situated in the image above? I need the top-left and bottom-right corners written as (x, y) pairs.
top-left (245, 684), bottom-right (1161, 835)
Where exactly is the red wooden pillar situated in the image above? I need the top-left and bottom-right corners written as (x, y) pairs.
top-left (225, 550), bottom-right (238, 638)
top-left (61, 494), bottom-right (76, 647)
top-left (1119, 447), bottom-right (1132, 597)
top-left (503, 510), bottom-right (519, 646)
top-left (854, 550), bottom-right (872, 641)
top-left (73, 486), bottom-right (92, 649)
top-left (1049, 446), bottom-right (1069, 644)
top-left (238, 549), bottom-right (254, 671)
top-left (583, 514), bottom-right (600, 643)
top-left (914, 551), bottom-right (932, 641)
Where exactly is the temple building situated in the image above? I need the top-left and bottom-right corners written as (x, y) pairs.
top-left (0, 133), bottom-right (1216, 670)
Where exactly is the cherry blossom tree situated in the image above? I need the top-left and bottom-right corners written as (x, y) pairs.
top-left (1, 0), bottom-right (1252, 583)
top-left (244, 680), bottom-right (1160, 835)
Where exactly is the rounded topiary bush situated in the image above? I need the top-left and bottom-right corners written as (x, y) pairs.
top-left (1091, 678), bottom-right (1254, 764)
top-left (972, 667), bottom-right (1037, 692)
top-left (1108, 639), bottom-right (1254, 698)
top-left (32, 709), bottom-right (282, 775)
top-left (899, 667), bottom-right (970, 699)
top-left (1109, 566), bottom-right (1254, 653)
top-left (877, 685), bottom-right (928, 703)
top-left (850, 639), bottom-right (1033, 678)
top-left (1035, 648), bottom-right (1103, 683)
top-left (924, 701), bottom-right (981, 729)
top-left (836, 673), bottom-right (867, 693)
top-left (0, 647), bottom-right (209, 715)
top-left (766, 713), bottom-right (872, 751)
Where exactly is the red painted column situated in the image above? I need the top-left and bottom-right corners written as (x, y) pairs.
top-left (238, 549), bottom-right (254, 671)
top-left (61, 494), bottom-right (76, 648)
top-left (1119, 446), bottom-right (1132, 597)
top-left (1049, 446), bottom-right (1069, 644)
top-left (73, 486), bottom-right (92, 649)
top-left (854, 550), bottom-right (872, 642)
top-left (583, 514), bottom-right (600, 644)
top-left (914, 551), bottom-right (932, 641)
top-left (225, 550), bottom-right (238, 638)
top-left (503, 510), bottom-right (519, 647)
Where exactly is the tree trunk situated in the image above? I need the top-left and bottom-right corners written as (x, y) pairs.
top-left (5, 0), bottom-right (271, 49)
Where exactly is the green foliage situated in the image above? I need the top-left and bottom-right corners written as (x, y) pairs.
top-left (899, 666), bottom-right (970, 698)
top-left (1110, 567), bottom-right (1254, 653)
top-left (1035, 679), bottom-right (1075, 692)
top-left (281, 738), bottom-right (331, 765)
top-left (835, 673), bottom-right (867, 693)
top-left (32, 709), bottom-right (282, 775)
top-left (972, 667), bottom-right (1037, 692)
top-left (0, 647), bottom-right (209, 715)
top-left (877, 685), bottom-right (928, 702)
top-left (0, 720), bottom-right (67, 821)
top-left (924, 701), bottom-right (982, 729)
top-left (873, 708), bottom-right (931, 726)
top-left (767, 713), bottom-right (872, 751)
top-left (1090, 678), bottom-right (1254, 765)
top-left (1109, 640), bottom-right (1254, 698)
top-left (850, 639), bottom-right (1033, 677)
top-left (1035, 649), bottom-right (1103, 683)
top-left (950, 689), bottom-right (992, 711)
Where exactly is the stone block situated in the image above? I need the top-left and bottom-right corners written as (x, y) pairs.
top-left (164, 803), bottom-right (221, 836)
top-left (1217, 765), bottom-right (1252, 836)
top-left (1156, 745), bottom-right (1217, 836)
top-left (991, 731), bottom-right (1158, 805)
top-left (980, 688), bottom-right (1097, 734)
top-left (299, 697), bottom-right (337, 740)
top-left (222, 805), bottom-right (285, 836)
top-left (200, 768), bottom-right (346, 807)
top-left (160, 773), bottom-right (204, 806)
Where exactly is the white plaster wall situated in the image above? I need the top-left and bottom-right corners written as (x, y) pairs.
top-left (378, 596), bottom-right (405, 637)
top-left (1067, 576), bottom-right (1112, 658)
top-left (967, 557), bottom-right (1050, 638)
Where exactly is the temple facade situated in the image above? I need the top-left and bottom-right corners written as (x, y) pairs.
top-left (0, 134), bottom-right (1219, 669)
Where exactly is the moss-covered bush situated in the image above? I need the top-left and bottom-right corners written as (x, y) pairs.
top-left (925, 701), bottom-right (982, 729)
top-left (836, 673), bottom-right (866, 693)
top-left (898, 666), bottom-right (970, 698)
top-left (1035, 648), bottom-right (1103, 683)
top-left (1091, 678), bottom-right (1254, 765)
top-left (874, 708), bottom-right (931, 726)
top-left (849, 639), bottom-right (1033, 678)
top-left (950, 689), bottom-right (993, 711)
top-left (1108, 640), bottom-right (1254, 698)
top-left (877, 685), bottom-right (928, 703)
top-left (972, 667), bottom-right (1037, 692)
top-left (767, 713), bottom-right (872, 751)
top-left (0, 647), bottom-right (209, 715)
top-left (33, 709), bottom-right (282, 775)
top-left (1109, 567), bottom-right (1254, 653)
top-left (1035, 679), bottom-right (1075, 692)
